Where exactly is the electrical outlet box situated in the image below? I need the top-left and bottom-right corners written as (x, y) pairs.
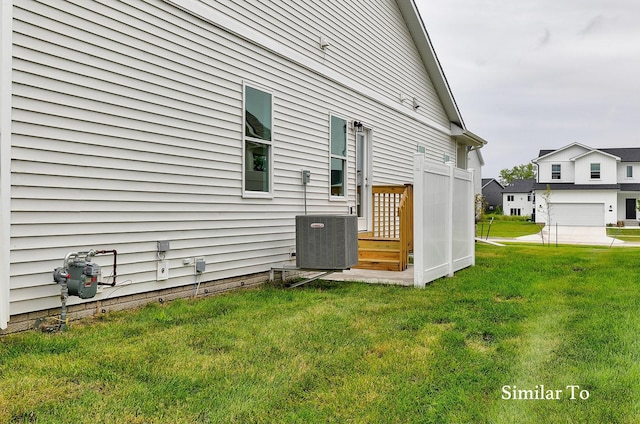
top-left (157, 240), bottom-right (170, 253)
top-left (157, 260), bottom-right (169, 280)
top-left (302, 170), bottom-right (310, 185)
top-left (195, 258), bottom-right (206, 274)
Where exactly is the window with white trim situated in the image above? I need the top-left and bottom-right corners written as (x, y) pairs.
top-left (590, 163), bottom-right (600, 179)
top-left (243, 84), bottom-right (272, 194)
top-left (330, 115), bottom-right (347, 197)
top-left (627, 165), bottom-right (633, 178)
top-left (551, 164), bottom-right (561, 180)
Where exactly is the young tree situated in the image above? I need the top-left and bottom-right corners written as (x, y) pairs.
top-left (498, 163), bottom-right (536, 186)
top-left (474, 193), bottom-right (488, 223)
top-left (540, 184), bottom-right (552, 246)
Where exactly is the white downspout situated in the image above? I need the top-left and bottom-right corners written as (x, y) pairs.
top-left (0, 0), bottom-right (12, 330)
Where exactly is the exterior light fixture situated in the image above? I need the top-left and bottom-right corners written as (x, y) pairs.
top-left (320, 36), bottom-right (330, 50)
top-left (609, 205), bottom-right (613, 212)
top-left (353, 121), bottom-right (363, 133)
top-left (400, 94), bottom-right (420, 111)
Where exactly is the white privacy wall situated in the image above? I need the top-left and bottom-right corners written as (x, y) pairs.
top-left (413, 155), bottom-right (474, 288)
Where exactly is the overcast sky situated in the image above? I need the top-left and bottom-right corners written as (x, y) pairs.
top-left (414, 0), bottom-right (640, 178)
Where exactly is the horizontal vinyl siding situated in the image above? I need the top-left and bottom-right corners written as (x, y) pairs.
top-left (191, 0), bottom-right (449, 127)
top-left (9, 0), bottom-right (455, 316)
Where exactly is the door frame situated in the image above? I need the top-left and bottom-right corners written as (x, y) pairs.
top-left (356, 128), bottom-right (372, 231)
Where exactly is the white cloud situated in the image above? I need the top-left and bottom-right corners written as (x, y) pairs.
top-left (415, 0), bottom-right (640, 177)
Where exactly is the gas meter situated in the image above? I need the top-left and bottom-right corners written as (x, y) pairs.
top-left (67, 260), bottom-right (101, 299)
top-left (51, 249), bottom-right (117, 330)
top-left (53, 250), bottom-right (104, 300)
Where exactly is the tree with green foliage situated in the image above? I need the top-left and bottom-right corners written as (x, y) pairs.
top-left (498, 163), bottom-right (536, 186)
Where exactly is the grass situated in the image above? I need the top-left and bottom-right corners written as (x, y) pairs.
top-left (607, 227), bottom-right (640, 242)
top-left (477, 215), bottom-right (542, 238)
top-left (1, 244), bottom-right (639, 423)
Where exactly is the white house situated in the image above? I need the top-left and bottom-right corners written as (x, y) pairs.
top-left (532, 143), bottom-right (640, 226)
top-left (502, 179), bottom-right (535, 217)
top-left (0, 0), bottom-right (485, 332)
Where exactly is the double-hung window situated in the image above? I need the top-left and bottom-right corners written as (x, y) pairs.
top-left (627, 165), bottom-right (633, 178)
top-left (330, 115), bottom-right (347, 197)
top-left (590, 163), bottom-right (600, 179)
top-left (243, 84), bottom-right (273, 195)
top-left (551, 164), bottom-right (561, 180)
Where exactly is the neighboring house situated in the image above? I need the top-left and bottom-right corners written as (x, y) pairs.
top-left (502, 179), bottom-right (536, 217)
top-left (481, 178), bottom-right (504, 212)
top-left (0, 0), bottom-right (486, 331)
top-left (532, 143), bottom-right (640, 226)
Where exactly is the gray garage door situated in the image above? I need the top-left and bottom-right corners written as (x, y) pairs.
top-left (550, 203), bottom-right (604, 226)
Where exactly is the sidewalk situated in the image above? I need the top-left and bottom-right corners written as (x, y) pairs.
top-left (486, 226), bottom-right (640, 247)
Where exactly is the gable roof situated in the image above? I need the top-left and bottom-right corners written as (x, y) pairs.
top-left (533, 142), bottom-right (592, 162)
top-left (535, 143), bottom-right (640, 162)
top-left (503, 179), bottom-right (536, 193)
top-left (398, 1), bottom-right (487, 147)
top-left (482, 178), bottom-right (503, 189)
top-left (600, 148), bottom-right (640, 162)
top-left (397, 1), bottom-right (462, 128)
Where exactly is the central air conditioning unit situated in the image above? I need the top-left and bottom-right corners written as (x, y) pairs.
top-left (295, 215), bottom-right (358, 270)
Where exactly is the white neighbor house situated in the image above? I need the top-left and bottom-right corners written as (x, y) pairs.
top-left (502, 179), bottom-right (535, 217)
top-left (0, 0), bottom-right (486, 332)
top-left (532, 143), bottom-right (640, 227)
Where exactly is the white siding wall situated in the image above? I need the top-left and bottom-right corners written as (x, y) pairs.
top-left (9, 0), bottom-right (455, 316)
top-left (537, 145), bottom-right (590, 183)
top-left (537, 160), bottom-right (575, 183)
top-left (502, 193), bottom-right (534, 217)
top-left (189, 0), bottom-right (450, 129)
top-left (574, 154), bottom-right (617, 185)
top-left (617, 162), bottom-right (640, 182)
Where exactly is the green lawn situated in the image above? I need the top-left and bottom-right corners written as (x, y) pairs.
top-left (1, 244), bottom-right (639, 423)
top-left (607, 227), bottom-right (640, 242)
top-left (477, 216), bottom-right (542, 238)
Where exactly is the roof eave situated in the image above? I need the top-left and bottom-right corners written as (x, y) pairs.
top-left (451, 123), bottom-right (488, 148)
top-left (396, 0), bottom-right (464, 128)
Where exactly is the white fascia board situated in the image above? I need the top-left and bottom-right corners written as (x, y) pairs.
top-left (532, 142), bottom-right (594, 162)
top-left (570, 149), bottom-right (621, 162)
top-left (166, 0), bottom-right (452, 137)
top-left (0, 0), bottom-right (12, 330)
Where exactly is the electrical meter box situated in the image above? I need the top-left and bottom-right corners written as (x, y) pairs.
top-left (67, 261), bottom-right (101, 299)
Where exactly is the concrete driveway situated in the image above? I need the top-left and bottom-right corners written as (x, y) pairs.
top-left (516, 226), bottom-right (623, 246)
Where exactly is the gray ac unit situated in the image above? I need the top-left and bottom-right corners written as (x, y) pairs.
top-left (296, 215), bottom-right (358, 270)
